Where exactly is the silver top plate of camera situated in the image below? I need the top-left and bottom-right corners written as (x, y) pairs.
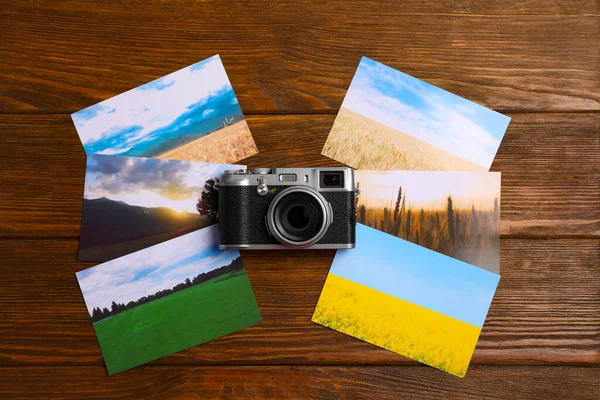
top-left (219, 167), bottom-right (356, 192)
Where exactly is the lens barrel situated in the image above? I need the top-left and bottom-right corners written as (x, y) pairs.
top-left (266, 186), bottom-right (332, 247)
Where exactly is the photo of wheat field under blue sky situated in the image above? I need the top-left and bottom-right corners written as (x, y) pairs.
top-left (72, 55), bottom-right (258, 164)
top-left (78, 154), bottom-right (241, 262)
top-left (322, 57), bottom-right (511, 171)
top-left (312, 223), bottom-right (500, 378)
top-left (76, 225), bottom-right (262, 376)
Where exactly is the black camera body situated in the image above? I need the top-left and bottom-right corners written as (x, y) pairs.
top-left (218, 168), bottom-right (357, 250)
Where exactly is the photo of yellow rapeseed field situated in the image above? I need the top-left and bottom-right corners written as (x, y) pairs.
top-left (322, 57), bottom-right (511, 171)
top-left (355, 170), bottom-right (501, 273)
top-left (312, 224), bottom-right (500, 378)
top-left (312, 274), bottom-right (481, 378)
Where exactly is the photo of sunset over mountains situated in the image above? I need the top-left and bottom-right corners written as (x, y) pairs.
top-left (78, 154), bottom-right (240, 262)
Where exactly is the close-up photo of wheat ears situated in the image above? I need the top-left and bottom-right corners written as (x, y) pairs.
top-left (356, 172), bottom-right (500, 271)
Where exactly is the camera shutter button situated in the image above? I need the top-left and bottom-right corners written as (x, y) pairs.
top-left (257, 178), bottom-right (269, 196)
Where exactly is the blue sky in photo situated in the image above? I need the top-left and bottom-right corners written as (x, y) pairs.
top-left (72, 55), bottom-right (246, 157)
top-left (341, 57), bottom-right (511, 168)
top-left (329, 224), bottom-right (500, 327)
top-left (76, 225), bottom-right (240, 313)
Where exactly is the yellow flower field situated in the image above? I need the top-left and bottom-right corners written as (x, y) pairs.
top-left (312, 274), bottom-right (482, 377)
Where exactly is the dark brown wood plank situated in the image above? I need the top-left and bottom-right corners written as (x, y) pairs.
top-left (1, 366), bottom-right (599, 399)
top-left (1, 238), bottom-right (598, 366)
top-left (4, 0), bottom-right (599, 17)
top-left (1, 2), bottom-right (598, 113)
top-left (1, 113), bottom-right (598, 239)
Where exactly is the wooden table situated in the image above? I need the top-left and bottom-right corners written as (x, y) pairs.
top-left (1, 1), bottom-right (599, 398)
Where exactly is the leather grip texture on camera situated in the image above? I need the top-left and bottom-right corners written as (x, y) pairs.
top-left (218, 185), bottom-right (356, 246)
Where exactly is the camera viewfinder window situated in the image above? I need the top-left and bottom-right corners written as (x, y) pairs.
top-left (320, 171), bottom-right (344, 188)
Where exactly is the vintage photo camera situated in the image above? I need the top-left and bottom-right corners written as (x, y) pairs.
top-left (218, 168), bottom-right (358, 250)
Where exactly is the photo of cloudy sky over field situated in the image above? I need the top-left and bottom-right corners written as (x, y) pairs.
top-left (322, 57), bottom-right (510, 171)
top-left (72, 55), bottom-right (258, 163)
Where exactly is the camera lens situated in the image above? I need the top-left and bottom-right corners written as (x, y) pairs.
top-left (267, 187), bottom-right (332, 247)
top-left (275, 192), bottom-right (323, 242)
top-left (287, 205), bottom-right (310, 229)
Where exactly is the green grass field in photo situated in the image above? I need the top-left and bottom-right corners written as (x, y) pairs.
top-left (93, 269), bottom-right (261, 375)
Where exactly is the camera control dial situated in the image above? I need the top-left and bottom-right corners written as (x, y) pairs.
top-left (257, 178), bottom-right (269, 196)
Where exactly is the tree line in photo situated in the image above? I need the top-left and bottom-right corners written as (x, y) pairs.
top-left (89, 256), bottom-right (244, 323)
top-left (357, 185), bottom-right (500, 270)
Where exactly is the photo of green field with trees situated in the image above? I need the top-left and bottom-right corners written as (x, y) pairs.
top-left (93, 268), bottom-right (260, 375)
top-left (76, 225), bottom-right (261, 375)
top-left (355, 171), bottom-right (501, 273)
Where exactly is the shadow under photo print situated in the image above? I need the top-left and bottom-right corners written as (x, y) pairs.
top-left (76, 225), bottom-right (262, 376)
top-left (78, 154), bottom-right (241, 262)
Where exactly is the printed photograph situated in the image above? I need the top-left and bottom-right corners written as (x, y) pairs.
top-left (76, 225), bottom-right (262, 376)
top-left (355, 170), bottom-right (500, 273)
top-left (72, 55), bottom-right (258, 164)
top-left (322, 57), bottom-right (511, 171)
top-left (78, 154), bottom-right (241, 262)
top-left (312, 223), bottom-right (500, 378)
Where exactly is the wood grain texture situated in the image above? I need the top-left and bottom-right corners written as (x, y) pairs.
top-left (1, 0), bottom-right (599, 397)
top-left (1, 2), bottom-right (599, 113)
top-left (1, 366), bottom-right (599, 400)
top-left (1, 238), bottom-right (598, 366)
top-left (0, 113), bottom-right (598, 239)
